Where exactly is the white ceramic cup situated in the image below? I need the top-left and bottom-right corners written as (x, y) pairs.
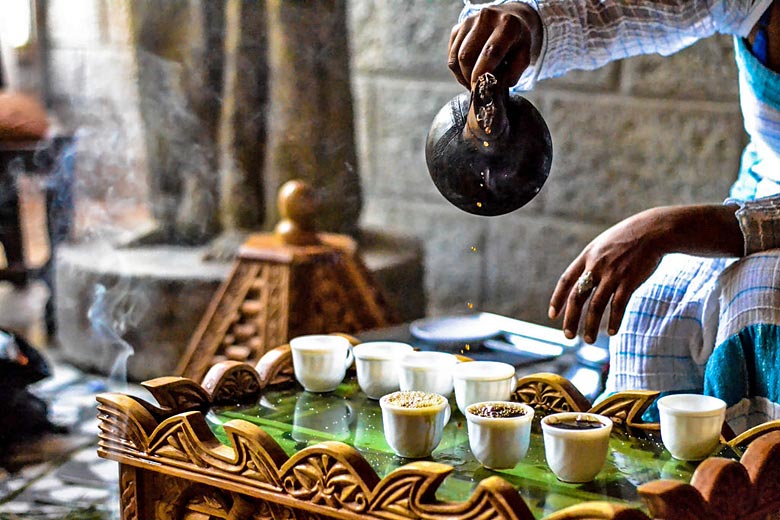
top-left (452, 361), bottom-right (516, 413)
top-left (657, 393), bottom-right (726, 461)
top-left (353, 341), bottom-right (415, 399)
top-left (465, 401), bottom-right (534, 469)
top-left (399, 351), bottom-right (459, 396)
top-left (541, 412), bottom-right (613, 483)
top-left (290, 334), bottom-right (354, 393)
top-left (379, 390), bottom-right (451, 458)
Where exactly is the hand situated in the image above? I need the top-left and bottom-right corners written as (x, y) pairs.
top-left (448, 4), bottom-right (542, 89)
top-left (548, 210), bottom-right (672, 344)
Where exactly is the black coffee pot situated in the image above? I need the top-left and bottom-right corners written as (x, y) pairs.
top-left (425, 73), bottom-right (552, 216)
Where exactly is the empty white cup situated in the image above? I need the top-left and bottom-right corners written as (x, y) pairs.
top-left (399, 351), bottom-right (459, 396)
top-left (353, 341), bottom-right (415, 399)
top-left (380, 390), bottom-right (451, 458)
top-left (465, 401), bottom-right (534, 469)
top-left (452, 361), bottom-right (516, 413)
top-left (290, 335), bottom-right (354, 393)
top-left (541, 412), bottom-right (613, 483)
top-left (657, 394), bottom-right (726, 461)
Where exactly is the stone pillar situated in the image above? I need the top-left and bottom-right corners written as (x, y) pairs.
top-left (126, 0), bottom-right (225, 245)
top-left (217, 0), bottom-right (267, 232)
top-left (264, 0), bottom-right (362, 236)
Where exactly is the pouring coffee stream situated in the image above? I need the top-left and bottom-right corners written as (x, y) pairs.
top-left (425, 72), bottom-right (552, 216)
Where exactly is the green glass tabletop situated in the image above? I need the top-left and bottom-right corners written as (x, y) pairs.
top-left (206, 378), bottom-right (741, 518)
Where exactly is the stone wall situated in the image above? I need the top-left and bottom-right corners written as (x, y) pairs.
top-left (349, 1), bottom-right (745, 326)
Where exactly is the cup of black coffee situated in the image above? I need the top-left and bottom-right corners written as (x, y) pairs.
top-left (541, 412), bottom-right (613, 482)
top-left (464, 401), bottom-right (534, 470)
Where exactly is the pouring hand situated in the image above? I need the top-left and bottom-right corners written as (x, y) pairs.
top-left (448, 3), bottom-right (542, 90)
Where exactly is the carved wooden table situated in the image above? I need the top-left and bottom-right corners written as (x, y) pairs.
top-left (97, 343), bottom-right (780, 519)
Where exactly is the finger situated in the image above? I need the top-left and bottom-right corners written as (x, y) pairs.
top-left (448, 23), bottom-right (471, 88)
top-left (456, 16), bottom-right (494, 90)
top-left (502, 40), bottom-right (532, 88)
top-left (608, 283), bottom-right (639, 336)
top-left (448, 23), bottom-right (459, 52)
top-left (471, 28), bottom-right (515, 87)
top-left (549, 258), bottom-right (586, 319)
top-left (562, 282), bottom-right (589, 340)
top-left (583, 281), bottom-right (615, 344)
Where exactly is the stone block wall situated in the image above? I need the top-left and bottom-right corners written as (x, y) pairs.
top-left (349, 0), bottom-right (746, 326)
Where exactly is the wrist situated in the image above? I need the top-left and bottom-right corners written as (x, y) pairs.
top-left (654, 204), bottom-right (743, 257)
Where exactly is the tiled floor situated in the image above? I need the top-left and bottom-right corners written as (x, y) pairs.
top-left (0, 282), bottom-right (150, 519)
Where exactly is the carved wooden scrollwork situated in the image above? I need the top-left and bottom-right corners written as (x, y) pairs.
top-left (98, 389), bottom-right (543, 519)
top-left (280, 442), bottom-right (378, 513)
top-left (588, 390), bottom-right (660, 432)
top-left (169, 483), bottom-right (232, 520)
top-left (511, 374), bottom-right (661, 432)
top-left (98, 393), bottom-right (159, 452)
top-left (142, 376), bottom-right (212, 415)
top-left (638, 431), bottom-right (780, 520)
top-left (728, 419), bottom-right (780, 450)
top-left (255, 344), bottom-right (295, 389)
top-left (201, 361), bottom-right (262, 405)
top-left (512, 373), bottom-right (592, 414)
top-left (119, 465), bottom-right (139, 520)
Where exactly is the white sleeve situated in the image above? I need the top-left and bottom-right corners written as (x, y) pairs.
top-left (460, 0), bottom-right (772, 90)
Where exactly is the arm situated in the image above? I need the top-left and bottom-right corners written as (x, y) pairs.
top-left (548, 203), bottom-right (744, 344)
top-left (453, 0), bottom-right (770, 89)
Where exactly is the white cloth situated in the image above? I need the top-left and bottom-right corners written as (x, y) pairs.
top-left (460, 0), bottom-right (773, 89)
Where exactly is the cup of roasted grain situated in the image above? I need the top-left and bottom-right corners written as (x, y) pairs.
top-left (379, 390), bottom-right (450, 458)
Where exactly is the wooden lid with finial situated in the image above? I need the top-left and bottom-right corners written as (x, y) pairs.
top-left (274, 180), bottom-right (321, 246)
top-left (238, 179), bottom-right (355, 262)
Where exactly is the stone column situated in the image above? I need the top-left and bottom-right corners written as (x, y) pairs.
top-left (264, 0), bottom-right (362, 236)
top-left (217, 0), bottom-right (267, 232)
top-left (126, 0), bottom-right (225, 245)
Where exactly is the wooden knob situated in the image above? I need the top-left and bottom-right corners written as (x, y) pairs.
top-left (275, 180), bottom-right (321, 245)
